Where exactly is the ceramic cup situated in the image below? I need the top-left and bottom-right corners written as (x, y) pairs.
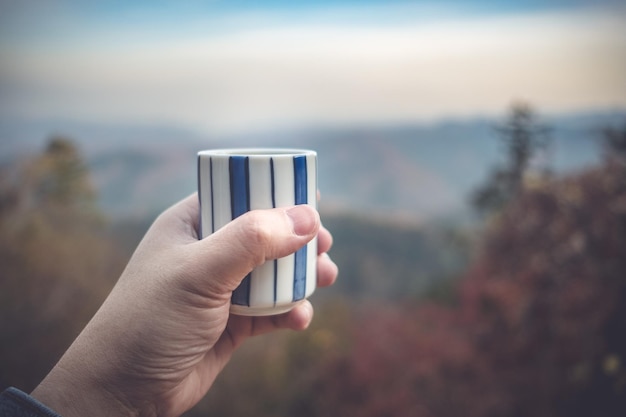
top-left (197, 148), bottom-right (318, 316)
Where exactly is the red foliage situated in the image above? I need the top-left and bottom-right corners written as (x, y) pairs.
top-left (310, 161), bottom-right (626, 417)
top-left (458, 160), bottom-right (626, 416)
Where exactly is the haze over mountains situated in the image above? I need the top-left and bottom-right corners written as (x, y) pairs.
top-left (1, 108), bottom-right (624, 221)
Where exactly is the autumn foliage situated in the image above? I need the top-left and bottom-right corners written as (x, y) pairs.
top-left (188, 153), bottom-right (626, 417)
top-left (2, 124), bottom-right (625, 417)
top-left (300, 158), bottom-right (626, 417)
top-left (0, 138), bottom-right (121, 390)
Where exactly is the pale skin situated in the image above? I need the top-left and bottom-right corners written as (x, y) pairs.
top-left (31, 194), bottom-right (338, 417)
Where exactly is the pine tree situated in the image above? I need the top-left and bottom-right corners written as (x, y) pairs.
top-left (472, 102), bottom-right (550, 214)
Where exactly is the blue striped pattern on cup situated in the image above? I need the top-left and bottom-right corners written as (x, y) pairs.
top-left (198, 149), bottom-right (317, 316)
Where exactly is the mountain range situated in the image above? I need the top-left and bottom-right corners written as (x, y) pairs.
top-left (1, 108), bottom-right (624, 221)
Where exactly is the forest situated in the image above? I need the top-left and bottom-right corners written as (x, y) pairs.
top-left (1, 105), bottom-right (625, 416)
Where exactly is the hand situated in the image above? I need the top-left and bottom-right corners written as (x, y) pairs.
top-left (31, 194), bottom-right (338, 417)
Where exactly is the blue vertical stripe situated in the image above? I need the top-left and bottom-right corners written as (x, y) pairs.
top-left (229, 156), bottom-right (250, 218)
top-left (209, 157), bottom-right (215, 234)
top-left (270, 158), bottom-right (278, 305)
top-left (230, 156), bottom-right (252, 306)
top-left (270, 158), bottom-right (276, 209)
top-left (292, 155), bottom-right (308, 301)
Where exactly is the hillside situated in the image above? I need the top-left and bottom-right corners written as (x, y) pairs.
top-left (1, 109), bottom-right (623, 220)
top-left (315, 209), bottom-right (471, 303)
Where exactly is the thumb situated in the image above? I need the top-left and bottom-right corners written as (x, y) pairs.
top-left (189, 205), bottom-right (320, 293)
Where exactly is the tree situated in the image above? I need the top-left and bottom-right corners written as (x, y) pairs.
top-left (0, 137), bottom-right (120, 392)
top-left (601, 120), bottom-right (626, 162)
top-left (37, 137), bottom-right (96, 206)
top-left (472, 102), bottom-right (550, 214)
top-left (459, 155), bottom-right (626, 416)
top-left (299, 124), bottom-right (626, 417)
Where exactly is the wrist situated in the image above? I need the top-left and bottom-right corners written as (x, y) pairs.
top-left (32, 364), bottom-right (141, 417)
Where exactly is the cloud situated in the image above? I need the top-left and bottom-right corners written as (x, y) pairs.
top-left (1, 7), bottom-right (624, 135)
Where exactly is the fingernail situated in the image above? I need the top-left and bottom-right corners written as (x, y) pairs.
top-left (301, 301), bottom-right (314, 324)
top-left (291, 301), bottom-right (313, 330)
top-left (286, 205), bottom-right (317, 236)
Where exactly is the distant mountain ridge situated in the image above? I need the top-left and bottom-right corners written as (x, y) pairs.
top-left (1, 109), bottom-right (624, 220)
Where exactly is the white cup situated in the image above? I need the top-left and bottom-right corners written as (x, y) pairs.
top-left (197, 148), bottom-right (318, 316)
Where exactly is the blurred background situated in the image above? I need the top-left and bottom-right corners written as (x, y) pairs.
top-left (1, 1), bottom-right (626, 416)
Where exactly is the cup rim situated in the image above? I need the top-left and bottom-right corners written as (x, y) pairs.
top-left (198, 148), bottom-right (316, 157)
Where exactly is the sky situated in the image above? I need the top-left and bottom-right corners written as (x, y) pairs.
top-left (1, 0), bottom-right (625, 136)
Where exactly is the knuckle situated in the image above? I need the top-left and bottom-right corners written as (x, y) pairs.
top-left (241, 211), bottom-right (273, 265)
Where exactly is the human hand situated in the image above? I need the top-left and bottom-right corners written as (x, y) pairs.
top-left (31, 194), bottom-right (338, 417)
